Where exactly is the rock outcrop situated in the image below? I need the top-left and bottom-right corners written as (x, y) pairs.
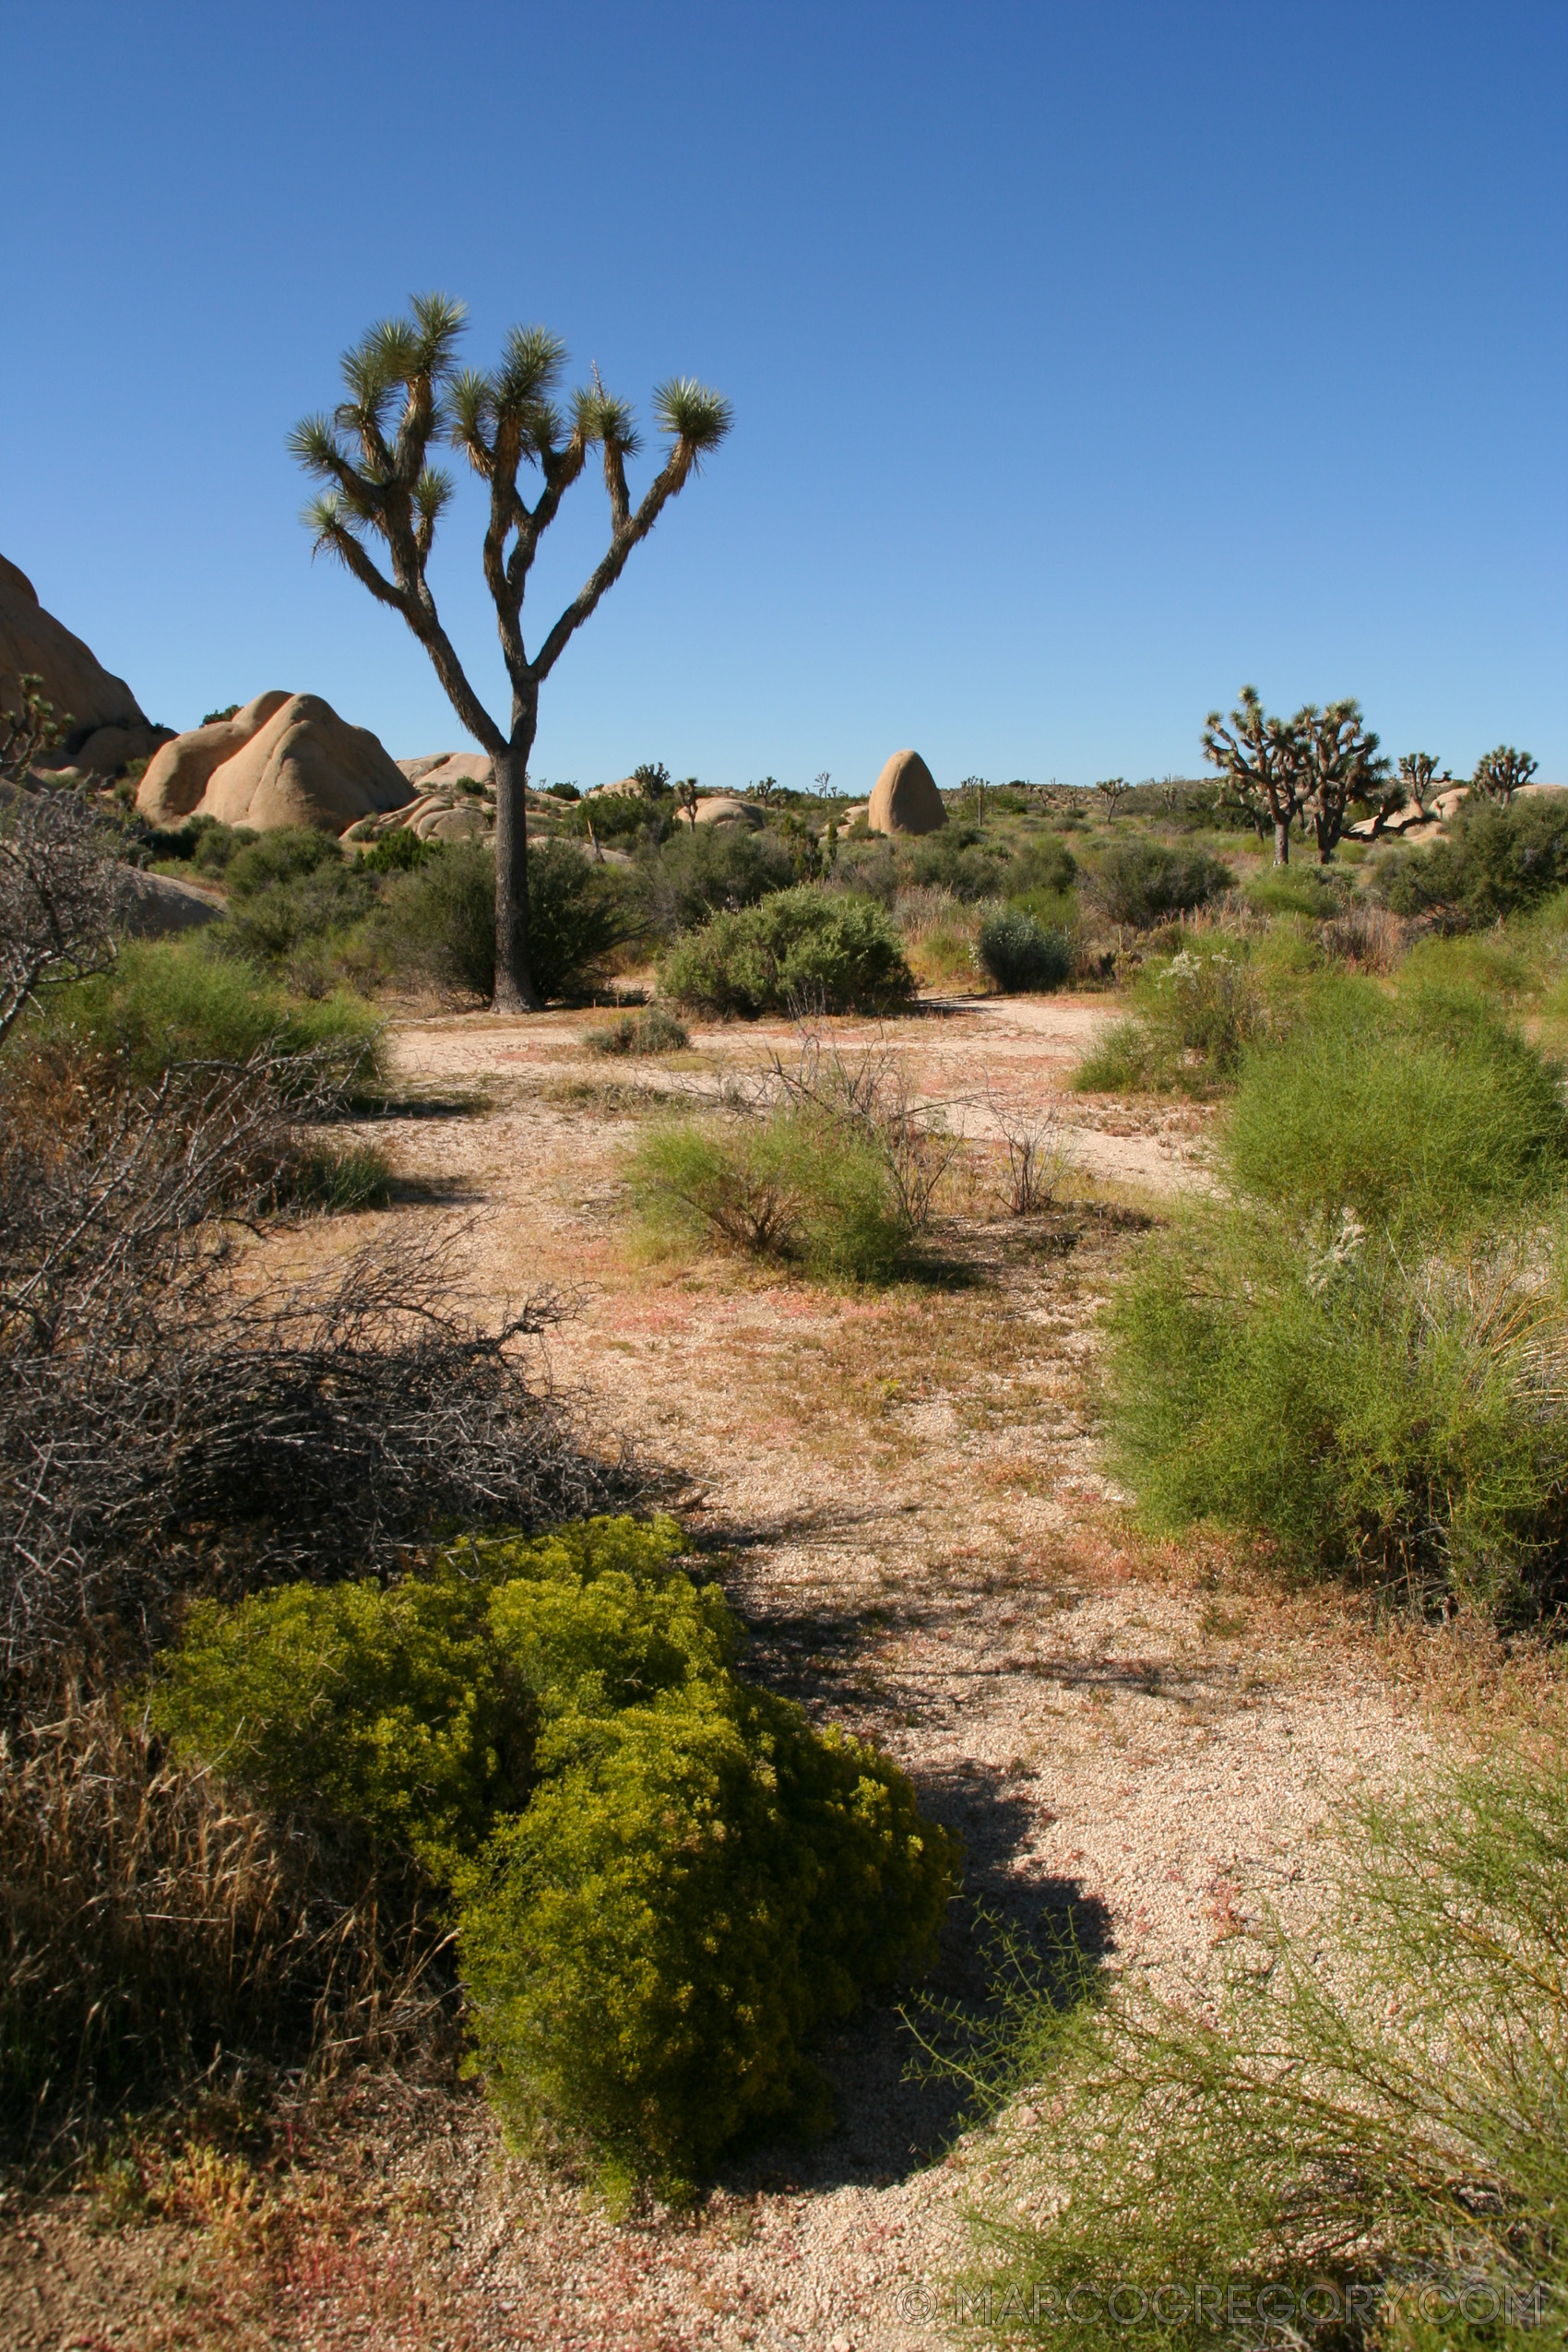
top-left (691, 795), bottom-right (765, 829)
top-left (0, 552), bottom-right (166, 776)
top-left (137, 693), bottom-right (413, 835)
top-left (398, 750), bottom-right (494, 793)
top-left (111, 868), bottom-right (223, 940)
top-left (868, 750), bottom-right (945, 837)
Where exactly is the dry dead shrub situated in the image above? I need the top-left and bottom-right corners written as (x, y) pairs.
top-left (0, 1039), bottom-right (622, 1673)
top-left (1321, 901), bottom-right (1408, 972)
top-left (0, 1677), bottom-right (453, 2162)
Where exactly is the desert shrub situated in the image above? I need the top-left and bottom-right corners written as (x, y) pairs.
top-left (360, 826), bottom-right (434, 873)
top-left (1090, 839), bottom-right (1232, 928)
top-left (1074, 944), bottom-right (1262, 1095)
top-left (1378, 791), bottom-right (1568, 922)
top-left (904, 826), bottom-right (1012, 902)
top-left (220, 851), bottom-right (378, 969)
top-left (224, 827), bottom-right (344, 898)
top-left (39, 937), bottom-right (381, 1086)
top-left (277, 1137), bottom-right (394, 1211)
top-left (658, 886), bottom-right (914, 1016)
top-left (1241, 861), bottom-right (1350, 920)
top-left (568, 790), bottom-right (656, 843)
top-left (372, 837), bottom-right (495, 995)
top-left (636, 821), bottom-right (793, 939)
top-left (956, 1735), bottom-right (1568, 2351)
top-left (526, 838), bottom-right (639, 1002)
top-left (1072, 1016), bottom-right (1157, 1094)
top-left (1104, 1206), bottom-right (1568, 1610)
top-left (1224, 985), bottom-right (1568, 1240)
top-left (633, 1107), bottom-right (910, 1282)
top-left (151, 1517), bottom-right (960, 2193)
top-left (373, 839), bottom-right (635, 1004)
top-left (586, 1006), bottom-right (690, 1056)
top-left (973, 907), bottom-right (1073, 993)
top-left (1005, 837), bottom-right (1078, 898)
top-left (138, 815), bottom-right (255, 876)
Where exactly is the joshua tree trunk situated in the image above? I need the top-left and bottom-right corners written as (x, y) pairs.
top-left (1274, 814), bottom-right (1290, 866)
top-left (493, 729), bottom-right (539, 1015)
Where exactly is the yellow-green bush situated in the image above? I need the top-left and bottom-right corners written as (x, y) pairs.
top-left (631, 1106), bottom-right (912, 1282)
top-left (150, 1516), bottom-right (959, 2192)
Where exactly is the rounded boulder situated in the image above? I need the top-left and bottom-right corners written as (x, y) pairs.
top-left (869, 750), bottom-right (946, 837)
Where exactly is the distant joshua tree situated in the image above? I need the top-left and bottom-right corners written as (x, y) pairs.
top-left (675, 778), bottom-right (701, 830)
top-left (1397, 752), bottom-right (1447, 814)
top-left (814, 771), bottom-right (831, 797)
top-left (1203, 690), bottom-right (1304, 865)
top-left (633, 761), bottom-right (671, 800)
top-left (1095, 777), bottom-right (1131, 821)
top-left (290, 292), bottom-right (731, 1010)
top-left (1471, 746), bottom-right (1538, 806)
top-left (1296, 701), bottom-right (1395, 860)
top-left (753, 776), bottom-right (781, 809)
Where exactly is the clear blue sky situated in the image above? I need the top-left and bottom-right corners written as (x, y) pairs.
top-left (6, 0), bottom-right (1563, 790)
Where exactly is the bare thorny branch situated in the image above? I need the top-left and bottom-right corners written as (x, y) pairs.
top-left (0, 782), bottom-right (120, 1048)
top-left (0, 1047), bottom-right (623, 1679)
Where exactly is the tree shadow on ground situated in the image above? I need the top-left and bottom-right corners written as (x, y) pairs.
top-left (718, 1757), bottom-right (1112, 2197)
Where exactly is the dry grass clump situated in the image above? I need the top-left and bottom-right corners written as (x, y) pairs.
top-left (1, 1679), bottom-right (450, 2166)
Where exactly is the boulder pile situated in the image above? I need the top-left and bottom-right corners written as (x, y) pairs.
top-left (137, 694), bottom-right (413, 835)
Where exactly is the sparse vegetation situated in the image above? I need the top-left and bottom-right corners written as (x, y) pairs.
top-left (957, 1736), bottom-right (1568, 2351)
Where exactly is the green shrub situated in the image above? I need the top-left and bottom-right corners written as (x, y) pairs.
top-left (905, 827), bottom-right (1015, 903)
top-left (220, 834), bottom-right (378, 968)
top-left (1090, 840), bottom-right (1232, 928)
top-left (150, 1516), bottom-right (959, 2192)
top-left (278, 1138), bottom-right (394, 1211)
top-left (1241, 862), bottom-right (1349, 919)
top-left (42, 939), bottom-right (382, 1087)
top-left (658, 887), bottom-right (914, 1016)
top-left (372, 838), bottom-right (635, 1004)
top-left (361, 826), bottom-right (435, 873)
top-left (568, 790), bottom-right (652, 842)
top-left (956, 1737), bottom-right (1568, 2351)
top-left (1072, 1016), bottom-right (1157, 1094)
top-left (372, 838), bottom-right (496, 996)
top-left (225, 827), bottom-right (344, 898)
top-left (633, 1107), bottom-right (910, 1283)
top-left (1377, 792), bottom-right (1568, 922)
top-left (1104, 1206), bottom-right (1568, 1610)
top-left (973, 908), bottom-right (1073, 993)
top-left (636, 822), bottom-right (793, 938)
top-left (1074, 944), bottom-right (1262, 1095)
top-left (1224, 985), bottom-right (1568, 1240)
top-left (586, 1006), bottom-right (691, 1056)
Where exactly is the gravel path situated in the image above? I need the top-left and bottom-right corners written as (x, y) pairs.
top-left (4, 997), bottom-right (1422, 2352)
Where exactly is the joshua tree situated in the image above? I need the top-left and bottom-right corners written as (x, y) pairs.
top-left (1203, 688), bottom-right (1308, 865)
top-left (1471, 746), bottom-right (1538, 806)
top-left (753, 776), bottom-right (781, 810)
top-left (1095, 777), bottom-right (1130, 821)
top-left (632, 761), bottom-right (671, 801)
top-left (1, 673), bottom-right (71, 786)
top-left (1396, 751), bottom-right (1447, 815)
top-left (676, 778), bottom-right (700, 831)
top-left (290, 293), bottom-right (731, 1011)
top-left (1296, 700), bottom-right (1395, 861)
top-left (814, 771), bottom-right (831, 797)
